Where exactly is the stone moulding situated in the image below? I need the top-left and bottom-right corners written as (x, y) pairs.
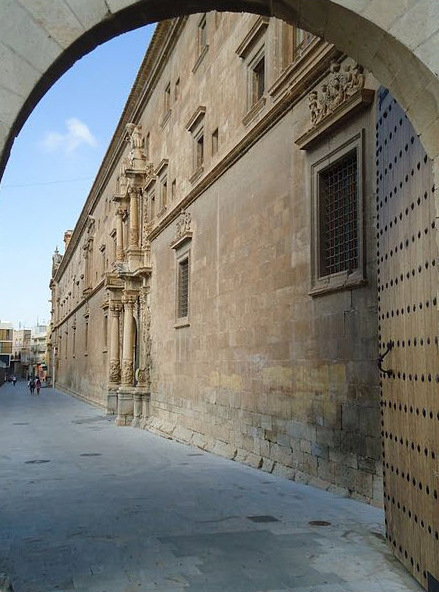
top-left (296, 87), bottom-right (374, 150)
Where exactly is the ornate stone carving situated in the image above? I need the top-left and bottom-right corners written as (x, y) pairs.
top-left (121, 359), bottom-right (134, 384)
top-left (126, 122), bottom-right (152, 174)
top-left (122, 293), bottom-right (137, 308)
top-left (109, 359), bottom-right (121, 383)
top-left (175, 210), bottom-right (191, 240)
top-left (113, 261), bottom-right (128, 276)
top-left (308, 60), bottom-right (365, 127)
top-left (117, 157), bottom-right (130, 196)
top-left (136, 367), bottom-right (147, 384)
top-left (110, 301), bottom-right (122, 315)
top-left (143, 240), bottom-right (151, 267)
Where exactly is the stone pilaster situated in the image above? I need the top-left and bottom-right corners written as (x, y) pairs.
top-left (115, 207), bottom-right (125, 261)
top-left (107, 300), bottom-right (122, 414)
top-left (116, 292), bottom-right (137, 426)
top-left (128, 187), bottom-right (140, 248)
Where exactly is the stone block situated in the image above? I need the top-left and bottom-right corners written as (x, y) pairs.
top-left (261, 457), bottom-right (275, 473)
top-left (317, 457), bottom-right (337, 482)
top-left (271, 463), bottom-right (295, 480)
top-left (307, 476), bottom-right (331, 492)
top-left (358, 455), bottom-right (376, 474)
top-left (372, 475), bottom-right (384, 505)
top-left (341, 403), bottom-right (361, 432)
top-left (329, 449), bottom-right (358, 469)
top-left (191, 432), bottom-right (209, 450)
top-left (300, 439), bottom-right (312, 454)
top-left (172, 425), bottom-right (193, 443)
top-left (286, 420), bottom-right (316, 441)
top-left (213, 441), bottom-right (237, 460)
top-left (358, 405), bottom-right (380, 437)
top-left (302, 452), bottom-right (318, 474)
top-left (310, 441), bottom-right (329, 459)
top-left (269, 442), bottom-right (294, 467)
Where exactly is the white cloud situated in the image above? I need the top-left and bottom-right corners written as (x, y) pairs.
top-left (41, 118), bottom-right (98, 155)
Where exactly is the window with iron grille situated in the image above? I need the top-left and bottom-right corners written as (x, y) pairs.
top-left (310, 131), bottom-right (365, 295)
top-left (319, 150), bottom-right (358, 277)
top-left (178, 258), bottom-right (189, 319)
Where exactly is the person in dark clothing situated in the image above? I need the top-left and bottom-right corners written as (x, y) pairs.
top-left (29, 379), bottom-right (35, 395)
top-left (35, 378), bottom-right (41, 395)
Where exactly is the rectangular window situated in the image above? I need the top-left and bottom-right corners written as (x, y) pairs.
top-left (252, 55), bottom-right (265, 105)
top-left (198, 14), bottom-right (207, 55)
top-left (145, 132), bottom-right (150, 160)
top-left (186, 106), bottom-right (206, 181)
top-left (171, 178), bottom-right (177, 200)
top-left (196, 132), bottom-right (204, 169)
top-left (310, 132), bottom-right (364, 296)
top-left (85, 320), bottom-right (89, 354)
top-left (178, 258), bottom-right (189, 319)
top-left (162, 177), bottom-right (167, 207)
top-left (319, 150), bottom-right (358, 277)
top-left (103, 313), bottom-right (108, 351)
top-left (164, 82), bottom-right (171, 114)
top-left (294, 28), bottom-right (314, 59)
top-left (212, 128), bottom-right (219, 156)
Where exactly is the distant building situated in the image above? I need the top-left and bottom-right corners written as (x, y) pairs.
top-left (29, 324), bottom-right (48, 378)
top-left (0, 321), bottom-right (13, 370)
top-left (11, 329), bottom-right (32, 377)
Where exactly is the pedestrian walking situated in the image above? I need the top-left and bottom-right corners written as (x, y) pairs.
top-left (12, 376), bottom-right (16, 386)
top-left (35, 378), bottom-right (41, 395)
top-left (29, 378), bottom-right (35, 395)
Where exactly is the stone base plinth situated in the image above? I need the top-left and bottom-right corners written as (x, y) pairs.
top-left (107, 387), bottom-right (119, 415)
top-left (116, 389), bottom-right (135, 426)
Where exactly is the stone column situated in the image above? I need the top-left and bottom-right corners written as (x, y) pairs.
top-left (121, 294), bottom-right (135, 387)
top-left (129, 187), bottom-right (140, 248)
top-left (116, 292), bottom-right (136, 426)
top-left (135, 286), bottom-right (151, 428)
top-left (107, 300), bottom-right (122, 414)
top-left (116, 207), bottom-right (124, 261)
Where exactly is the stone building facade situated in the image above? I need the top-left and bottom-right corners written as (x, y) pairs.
top-left (49, 13), bottom-right (384, 503)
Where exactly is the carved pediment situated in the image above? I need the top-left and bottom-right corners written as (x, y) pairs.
top-left (296, 59), bottom-right (374, 150)
top-left (171, 210), bottom-right (192, 249)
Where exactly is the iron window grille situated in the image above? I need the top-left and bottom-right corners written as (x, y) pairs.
top-left (319, 150), bottom-right (358, 277)
top-left (178, 258), bottom-right (189, 319)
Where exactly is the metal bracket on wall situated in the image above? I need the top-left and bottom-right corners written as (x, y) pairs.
top-left (378, 340), bottom-right (394, 376)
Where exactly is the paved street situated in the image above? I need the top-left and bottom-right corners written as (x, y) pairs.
top-left (0, 380), bottom-right (422, 592)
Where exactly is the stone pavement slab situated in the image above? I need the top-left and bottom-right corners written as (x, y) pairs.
top-left (0, 380), bottom-right (423, 592)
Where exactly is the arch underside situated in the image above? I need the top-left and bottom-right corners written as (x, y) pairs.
top-left (1, 0), bottom-right (439, 179)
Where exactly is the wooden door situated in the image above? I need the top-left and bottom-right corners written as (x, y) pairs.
top-left (377, 89), bottom-right (439, 590)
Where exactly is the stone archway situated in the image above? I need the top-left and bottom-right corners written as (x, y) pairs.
top-left (2, 1), bottom-right (439, 589)
top-left (1, 0), bottom-right (439, 180)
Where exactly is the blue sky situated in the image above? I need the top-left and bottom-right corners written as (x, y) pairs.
top-left (0, 24), bottom-right (155, 329)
